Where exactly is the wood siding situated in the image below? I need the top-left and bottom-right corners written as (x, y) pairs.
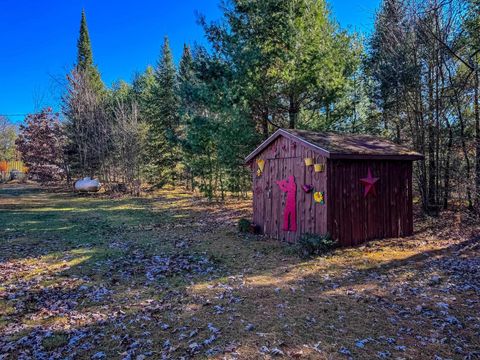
top-left (250, 133), bottom-right (416, 247)
top-left (327, 160), bottom-right (413, 246)
top-left (252, 136), bottom-right (328, 242)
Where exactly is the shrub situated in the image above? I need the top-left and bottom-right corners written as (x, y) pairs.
top-left (15, 108), bottom-right (67, 183)
top-left (297, 233), bottom-right (336, 257)
top-left (238, 218), bottom-right (252, 233)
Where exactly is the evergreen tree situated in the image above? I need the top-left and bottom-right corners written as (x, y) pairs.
top-left (155, 37), bottom-right (179, 137)
top-left (63, 69), bottom-right (109, 178)
top-left (144, 37), bottom-right (180, 186)
top-left (368, 0), bottom-right (413, 139)
top-left (76, 9), bottom-right (104, 94)
top-left (178, 45), bottom-right (196, 117)
top-left (63, 10), bottom-right (107, 178)
top-left (132, 66), bottom-right (156, 124)
top-left (202, 0), bottom-right (357, 131)
top-left (177, 45), bottom-right (197, 189)
top-left (464, 0), bottom-right (480, 51)
top-left (177, 45), bottom-right (258, 199)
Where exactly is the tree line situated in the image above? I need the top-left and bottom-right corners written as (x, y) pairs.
top-left (369, 0), bottom-right (479, 213)
top-left (5, 0), bottom-right (480, 213)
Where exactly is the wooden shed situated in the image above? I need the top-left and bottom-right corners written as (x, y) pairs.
top-left (245, 129), bottom-right (424, 246)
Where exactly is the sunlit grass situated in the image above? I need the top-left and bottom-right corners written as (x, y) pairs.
top-left (3, 252), bottom-right (93, 286)
top-left (1, 184), bottom-right (478, 359)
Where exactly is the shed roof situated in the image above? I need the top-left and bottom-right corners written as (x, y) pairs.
top-left (245, 129), bottom-right (424, 162)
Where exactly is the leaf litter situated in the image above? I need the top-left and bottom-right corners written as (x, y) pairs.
top-left (0, 185), bottom-right (479, 359)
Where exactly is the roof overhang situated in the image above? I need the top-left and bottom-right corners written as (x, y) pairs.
top-left (245, 129), bottom-right (330, 163)
top-left (328, 153), bottom-right (424, 161)
top-left (245, 129), bottom-right (424, 163)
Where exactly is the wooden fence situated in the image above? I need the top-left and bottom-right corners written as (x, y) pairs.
top-left (0, 161), bottom-right (28, 173)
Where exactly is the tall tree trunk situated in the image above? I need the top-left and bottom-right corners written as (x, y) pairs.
top-left (394, 99), bottom-right (400, 144)
top-left (411, 50), bottom-right (429, 211)
top-left (474, 70), bottom-right (480, 213)
top-left (427, 67), bottom-right (437, 212)
top-left (443, 118), bottom-right (453, 209)
top-left (435, 53), bottom-right (442, 209)
top-left (288, 95), bottom-right (298, 129)
top-left (456, 98), bottom-right (474, 209)
top-left (262, 111), bottom-right (269, 139)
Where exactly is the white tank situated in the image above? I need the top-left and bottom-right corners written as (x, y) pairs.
top-left (74, 177), bottom-right (101, 192)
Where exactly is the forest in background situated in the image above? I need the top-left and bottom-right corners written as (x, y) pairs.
top-left (2, 0), bottom-right (480, 215)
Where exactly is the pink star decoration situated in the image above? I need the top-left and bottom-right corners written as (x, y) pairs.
top-left (360, 167), bottom-right (379, 197)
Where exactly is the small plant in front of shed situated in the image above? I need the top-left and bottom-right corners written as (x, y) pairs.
top-left (297, 233), bottom-right (336, 257)
top-left (238, 218), bottom-right (261, 234)
top-left (238, 218), bottom-right (251, 233)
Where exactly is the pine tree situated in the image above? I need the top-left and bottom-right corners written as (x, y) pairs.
top-left (144, 37), bottom-right (180, 186)
top-left (155, 37), bottom-right (179, 138)
top-left (176, 45), bottom-right (258, 198)
top-left (201, 0), bottom-right (356, 130)
top-left (177, 44), bottom-right (201, 189)
top-left (131, 66), bottom-right (157, 136)
top-left (76, 9), bottom-right (104, 94)
top-left (178, 44), bottom-right (196, 116)
top-left (63, 10), bottom-right (107, 178)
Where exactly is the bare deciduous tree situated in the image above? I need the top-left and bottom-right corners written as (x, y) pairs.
top-left (63, 70), bottom-right (110, 180)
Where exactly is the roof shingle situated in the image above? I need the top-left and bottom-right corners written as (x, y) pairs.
top-left (245, 129), bottom-right (424, 162)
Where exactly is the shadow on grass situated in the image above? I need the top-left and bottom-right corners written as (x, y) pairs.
top-left (1, 185), bottom-right (479, 359)
top-left (0, 186), bottom-right (237, 263)
top-left (3, 232), bottom-right (479, 359)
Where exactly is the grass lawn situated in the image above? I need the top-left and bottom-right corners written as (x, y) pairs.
top-left (1, 184), bottom-right (479, 359)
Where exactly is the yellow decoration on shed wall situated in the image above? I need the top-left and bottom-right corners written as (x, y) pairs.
top-left (304, 158), bottom-right (314, 166)
top-left (256, 159), bottom-right (265, 177)
top-left (257, 159), bottom-right (265, 172)
top-left (314, 191), bottom-right (325, 204)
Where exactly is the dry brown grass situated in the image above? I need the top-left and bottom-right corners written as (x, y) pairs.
top-left (0, 184), bottom-right (479, 359)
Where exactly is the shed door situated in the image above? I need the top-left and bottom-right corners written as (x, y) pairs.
top-left (262, 157), bottom-right (300, 243)
top-left (253, 149), bottom-right (327, 242)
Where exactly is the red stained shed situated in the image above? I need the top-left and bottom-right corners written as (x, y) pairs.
top-left (245, 129), bottom-right (424, 246)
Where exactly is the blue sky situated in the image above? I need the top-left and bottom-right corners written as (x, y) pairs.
top-left (0, 0), bottom-right (380, 122)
